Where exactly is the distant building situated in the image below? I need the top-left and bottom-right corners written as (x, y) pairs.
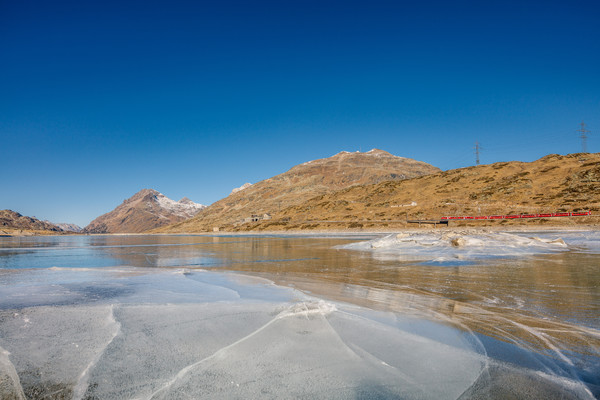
top-left (242, 213), bottom-right (271, 224)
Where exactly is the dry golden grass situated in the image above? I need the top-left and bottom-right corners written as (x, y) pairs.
top-left (0, 209), bottom-right (65, 235)
top-left (153, 150), bottom-right (439, 233)
top-left (235, 153), bottom-right (600, 231)
top-left (0, 228), bottom-right (69, 236)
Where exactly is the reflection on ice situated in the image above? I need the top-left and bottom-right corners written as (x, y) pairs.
top-left (0, 265), bottom-right (597, 399)
top-left (0, 267), bottom-right (296, 309)
top-left (338, 231), bottom-right (600, 263)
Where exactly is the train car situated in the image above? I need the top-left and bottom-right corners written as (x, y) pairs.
top-left (439, 211), bottom-right (589, 221)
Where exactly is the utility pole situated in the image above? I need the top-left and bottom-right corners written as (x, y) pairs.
top-left (576, 121), bottom-right (590, 153)
top-left (474, 141), bottom-right (481, 165)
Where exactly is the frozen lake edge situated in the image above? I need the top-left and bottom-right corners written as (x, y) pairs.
top-left (1, 232), bottom-right (598, 399)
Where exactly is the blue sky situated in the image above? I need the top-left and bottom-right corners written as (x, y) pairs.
top-left (1, 0), bottom-right (599, 227)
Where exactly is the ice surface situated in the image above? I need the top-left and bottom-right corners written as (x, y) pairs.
top-left (0, 267), bottom-right (494, 399)
top-left (0, 346), bottom-right (26, 400)
top-left (337, 231), bottom-right (599, 263)
top-left (82, 300), bottom-right (486, 400)
top-left (558, 230), bottom-right (600, 253)
top-left (0, 305), bottom-right (121, 399)
top-left (1, 234), bottom-right (599, 399)
top-left (1, 265), bottom-right (595, 399)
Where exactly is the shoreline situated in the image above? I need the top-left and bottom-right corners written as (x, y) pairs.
top-left (3, 224), bottom-right (597, 237)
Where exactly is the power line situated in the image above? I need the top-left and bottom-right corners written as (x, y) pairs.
top-left (576, 121), bottom-right (591, 153)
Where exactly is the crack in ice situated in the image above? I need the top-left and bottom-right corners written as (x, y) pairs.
top-left (321, 313), bottom-right (425, 391)
top-left (0, 346), bottom-right (26, 400)
top-left (72, 304), bottom-right (122, 400)
top-left (142, 301), bottom-right (336, 400)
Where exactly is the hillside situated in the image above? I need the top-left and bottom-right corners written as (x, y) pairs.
top-left (154, 149), bottom-right (440, 233)
top-left (0, 210), bottom-right (64, 235)
top-left (241, 153), bottom-right (600, 231)
top-left (84, 189), bottom-right (206, 233)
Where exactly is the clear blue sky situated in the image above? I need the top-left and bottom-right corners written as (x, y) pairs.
top-left (1, 0), bottom-right (599, 227)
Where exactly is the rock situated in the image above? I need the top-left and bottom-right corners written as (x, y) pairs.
top-left (83, 189), bottom-right (206, 233)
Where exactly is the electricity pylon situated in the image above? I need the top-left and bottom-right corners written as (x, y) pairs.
top-left (474, 141), bottom-right (481, 165)
top-left (577, 121), bottom-right (590, 153)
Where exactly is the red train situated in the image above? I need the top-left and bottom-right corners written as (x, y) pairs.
top-left (440, 211), bottom-right (591, 221)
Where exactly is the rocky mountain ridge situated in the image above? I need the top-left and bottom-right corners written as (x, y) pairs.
top-left (0, 210), bottom-right (64, 234)
top-left (84, 189), bottom-right (206, 233)
top-left (154, 149), bottom-right (440, 233)
top-left (53, 222), bottom-right (83, 233)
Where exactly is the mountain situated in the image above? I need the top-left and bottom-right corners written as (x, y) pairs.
top-left (0, 210), bottom-right (63, 234)
top-left (245, 152), bottom-right (600, 230)
top-left (83, 189), bottom-right (206, 233)
top-left (154, 149), bottom-right (440, 233)
top-left (53, 222), bottom-right (83, 233)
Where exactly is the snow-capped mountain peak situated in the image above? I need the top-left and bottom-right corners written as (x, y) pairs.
top-left (83, 189), bottom-right (207, 233)
top-left (153, 192), bottom-right (206, 218)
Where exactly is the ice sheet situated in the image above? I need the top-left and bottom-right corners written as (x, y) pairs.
top-left (0, 302), bottom-right (487, 399)
top-left (338, 231), bottom-right (600, 263)
top-left (0, 305), bottom-right (120, 399)
top-left (0, 346), bottom-right (26, 400)
top-left (0, 265), bottom-right (596, 399)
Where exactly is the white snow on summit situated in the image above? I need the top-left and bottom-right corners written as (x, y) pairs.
top-left (54, 223), bottom-right (83, 233)
top-left (231, 183), bottom-right (252, 195)
top-left (153, 192), bottom-right (206, 218)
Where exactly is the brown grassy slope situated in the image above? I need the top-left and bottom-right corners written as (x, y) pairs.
top-left (244, 153), bottom-right (600, 231)
top-left (153, 149), bottom-right (440, 233)
top-left (0, 227), bottom-right (68, 236)
top-left (0, 210), bottom-right (67, 236)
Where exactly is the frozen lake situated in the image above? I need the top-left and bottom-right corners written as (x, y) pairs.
top-left (0, 232), bottom-right (599, 399)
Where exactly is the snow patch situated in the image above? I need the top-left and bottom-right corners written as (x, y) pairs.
top-left (333, 151), bottom-right (352, 157)
top-left (366, 149), bottom-right (383, 157)
top-left (340, 231), bottom-right (572, 262)
top-left (53, 222), bottom-right (83, 232)
top-left (154, 193), bottom-right (206, 218)
top-left (231, 183), bottom-right (252, 195)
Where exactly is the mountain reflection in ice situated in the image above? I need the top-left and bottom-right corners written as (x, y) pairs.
top-left (0, 233), bottom-right (599, 399)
